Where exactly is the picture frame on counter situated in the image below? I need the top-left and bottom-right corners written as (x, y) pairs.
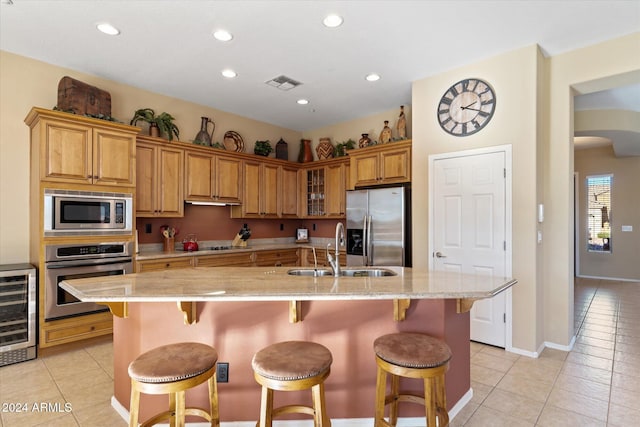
top-left (296, 228), bottom-right (309, 243)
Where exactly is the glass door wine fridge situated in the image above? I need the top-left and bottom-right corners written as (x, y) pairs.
top-left (0, 263), bottom-right (36, 367)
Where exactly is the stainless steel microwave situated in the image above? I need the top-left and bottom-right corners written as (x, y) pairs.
top-left (44, 189), bottom-right (133, 236)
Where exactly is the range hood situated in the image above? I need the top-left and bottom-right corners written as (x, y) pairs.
top-left (185, 201), bottom-right (240, 206)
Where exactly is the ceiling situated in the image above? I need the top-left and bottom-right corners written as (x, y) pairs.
top-left (1, 0), bottom-right (639, 135)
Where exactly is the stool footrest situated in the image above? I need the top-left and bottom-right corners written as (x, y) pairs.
top-left (385, 393), bottom-right (425, 406)
top-left (273, 404), bottom-right (316, 417)
top-left (139, 407), bottom-right (213, 427)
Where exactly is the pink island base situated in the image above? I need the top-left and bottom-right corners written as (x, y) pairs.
top-left (112, 298), bottom-right (470, 423)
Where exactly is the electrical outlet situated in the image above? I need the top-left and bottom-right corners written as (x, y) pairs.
top-left (145, 223), bottom-right (152, 233)
top-left (313, 223), bottom-right (316, 231)
top-left (280, 223), bottom-right (284, 231)
top-left (217, 362), bottom-right (229, 383)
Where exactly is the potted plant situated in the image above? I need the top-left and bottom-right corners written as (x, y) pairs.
top-left (334, 138), bottom-right (356, 157)
top-left (130, 108), bottom-right (180, 141)
top-left (254, 140), bottom-right (273, 156)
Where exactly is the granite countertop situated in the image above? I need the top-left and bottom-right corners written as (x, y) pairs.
top-left (60, 266), bottom-right (517, 303)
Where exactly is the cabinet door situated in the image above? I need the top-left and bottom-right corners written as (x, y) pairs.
top-left (136, 143), bottom-right (183, 217)
top-left (241, 161), bottom-right (261, 216)
top-left (93, 128), bottom-right (135, 186)
top-left (185, 151), bottom-right (215, 201)
top-left (305, 167), bottom-right (326, 217)
top-left (325, 163), bottom-right (345, 217)
top-left (215, 155), bottom-right (242, 203)
top-left (380, 146), bottom-right (411, 183)
top-left (281, 166), bottom-right (299, 218)
top-left (136, 144), bottom-right (156, 215)
top-left (157, 147), bottom-right (184, 216)
top-left (261, 163), bottom-right (279, 217)
top-left (41, 119), bottom-right (92, 183)
top-left (350, 153), bottom-right (379, 187)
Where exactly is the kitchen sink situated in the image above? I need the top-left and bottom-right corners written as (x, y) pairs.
top-left (339, 268), bottom-right (397, 277)
top-left (286, 268), bottom-right (397, 277)
top-left (287, 269), bottom-right (333, 276)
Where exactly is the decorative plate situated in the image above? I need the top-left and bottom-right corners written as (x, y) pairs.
top-left (223, 131), bottom-right (244, 152)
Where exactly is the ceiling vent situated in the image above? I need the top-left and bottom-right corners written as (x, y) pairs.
top-left (265, 75), bottom-right (302, 91)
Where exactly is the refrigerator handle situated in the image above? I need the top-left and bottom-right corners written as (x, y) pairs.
top-left (366, 215), bottom-right (372, 266)
top-left (362, 216), bottom-right (368, 266)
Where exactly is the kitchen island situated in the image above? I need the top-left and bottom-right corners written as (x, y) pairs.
top-left (61, 266), bottom-right (516, 424)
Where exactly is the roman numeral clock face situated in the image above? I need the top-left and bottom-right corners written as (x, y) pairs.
top-left (437, 78), bottom-right (496, 136)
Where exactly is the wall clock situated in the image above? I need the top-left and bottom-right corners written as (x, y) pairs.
top-left (437, 78), bottom-right (496, 136)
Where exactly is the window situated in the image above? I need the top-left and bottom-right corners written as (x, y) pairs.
top-left (587, 174), bottom-right (612, 253)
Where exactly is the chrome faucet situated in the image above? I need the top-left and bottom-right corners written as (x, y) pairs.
top-left (308, 246), bottom-right (319, 276)
top-left (327, 222), bottom-right (345, 277)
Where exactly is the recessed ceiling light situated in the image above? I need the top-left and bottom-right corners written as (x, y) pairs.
top-left (297, 99), bottom-right (309, 105)
top-left (221, 69), bottom-right (237, 78)
top-left (96, 22), bottom-right (120, 36)
top-left (365, 73), bottom-right (381, 82)
top-left (323, 14), bottom-right (343, 28)
top-left (213, 29), bottom-right (233, 42)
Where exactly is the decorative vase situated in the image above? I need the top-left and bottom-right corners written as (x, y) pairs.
top-left (300, 139), bottom-right (313, 163)
top-left (359, 133), bottom-right (371, 148)
top-left (380, 120), bottom-right (392, 143)
top-left (276, 138), bottom-right (288, 160)
top-left (316, 137), bottom-right (334, 160)
top-left (149, 122), bottom-right (160, 138)
top-left (397, 105), bottom-right (407, 139)
top-left (194, 116), bottom-right (215, 146)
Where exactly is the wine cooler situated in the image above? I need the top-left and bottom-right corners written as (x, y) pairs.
top-left (0, 263), bottom-right (36, 367)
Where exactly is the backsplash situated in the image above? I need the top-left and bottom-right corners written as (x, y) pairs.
top-left (135, 204), bottom-right (342, 244)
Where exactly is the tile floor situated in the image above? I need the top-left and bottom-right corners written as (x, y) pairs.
top-left (0, 277), bottom-right (638, 426)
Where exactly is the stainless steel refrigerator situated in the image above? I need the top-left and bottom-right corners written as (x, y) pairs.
top-left (346, 186), bottom-right (411, 267)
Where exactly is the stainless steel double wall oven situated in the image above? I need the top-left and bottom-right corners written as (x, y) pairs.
top-left (43, 189), bottom-right (134, 320)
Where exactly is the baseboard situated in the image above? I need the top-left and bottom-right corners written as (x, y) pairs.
top-left (576, 274), bottom-right (640, 283)
top-left (507, 343), bottom-right (544, 358)
top-left (545, 334), bottom-right (576, 352)
top-left (112, 392), bottom-right (473, 426)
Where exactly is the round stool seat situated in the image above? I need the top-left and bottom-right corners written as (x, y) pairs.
top-left (252, 340), bottom-right (332, 381)
top-left (374, 332), bottom-right (451, 369)
top-left (129, 342), bottom-right (218, 383)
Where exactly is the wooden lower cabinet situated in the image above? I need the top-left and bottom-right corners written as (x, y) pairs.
top-left (254, 249), bottom-right (298, 267)
top-left (301, 247), bottom-right (346, 267)
top-left (40, 312), bottom-right (113, 348)
top-left (136, 256), bottom-right (194, 272)
top-left (196, 252), bottom-right (254, 267)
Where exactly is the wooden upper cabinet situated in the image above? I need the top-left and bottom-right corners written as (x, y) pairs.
top-left (325, 161), bottom-right (348, 217)
top-left (215, 155), bottom-right (242, 203)
top-left (136, 138), bottom-right (183, 217)
top-left (350, 140), bottom-right (411, 187)
top-left (231, 160), bottom-right (279, 218)
top-left (281, 165), bottom-right (299, 218)
top-left (184, 149), bottom-right (242, 204)
top-left (24, 108), bottom-right (137, 187)
top-left (93, 128), bottom-right (136, 186)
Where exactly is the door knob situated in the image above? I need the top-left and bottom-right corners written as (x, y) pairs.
top-left (434, 251), bottom-right (447, 258)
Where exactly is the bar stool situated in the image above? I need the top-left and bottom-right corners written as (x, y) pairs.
top-left (252, 340), bottom-right (332, 427)
top-left (373, 332), bottom-right (451, 427)
top-left (128, 342), bottom-right (220, 427)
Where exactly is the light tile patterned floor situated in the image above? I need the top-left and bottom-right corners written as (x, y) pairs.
top-left (455, 277), bottom-right (640, 427)
top-left (0, 277), bottom-right (638, 426)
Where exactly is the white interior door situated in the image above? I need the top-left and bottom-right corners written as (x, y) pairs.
top-left (432, 150), bottom-right (507, 347)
